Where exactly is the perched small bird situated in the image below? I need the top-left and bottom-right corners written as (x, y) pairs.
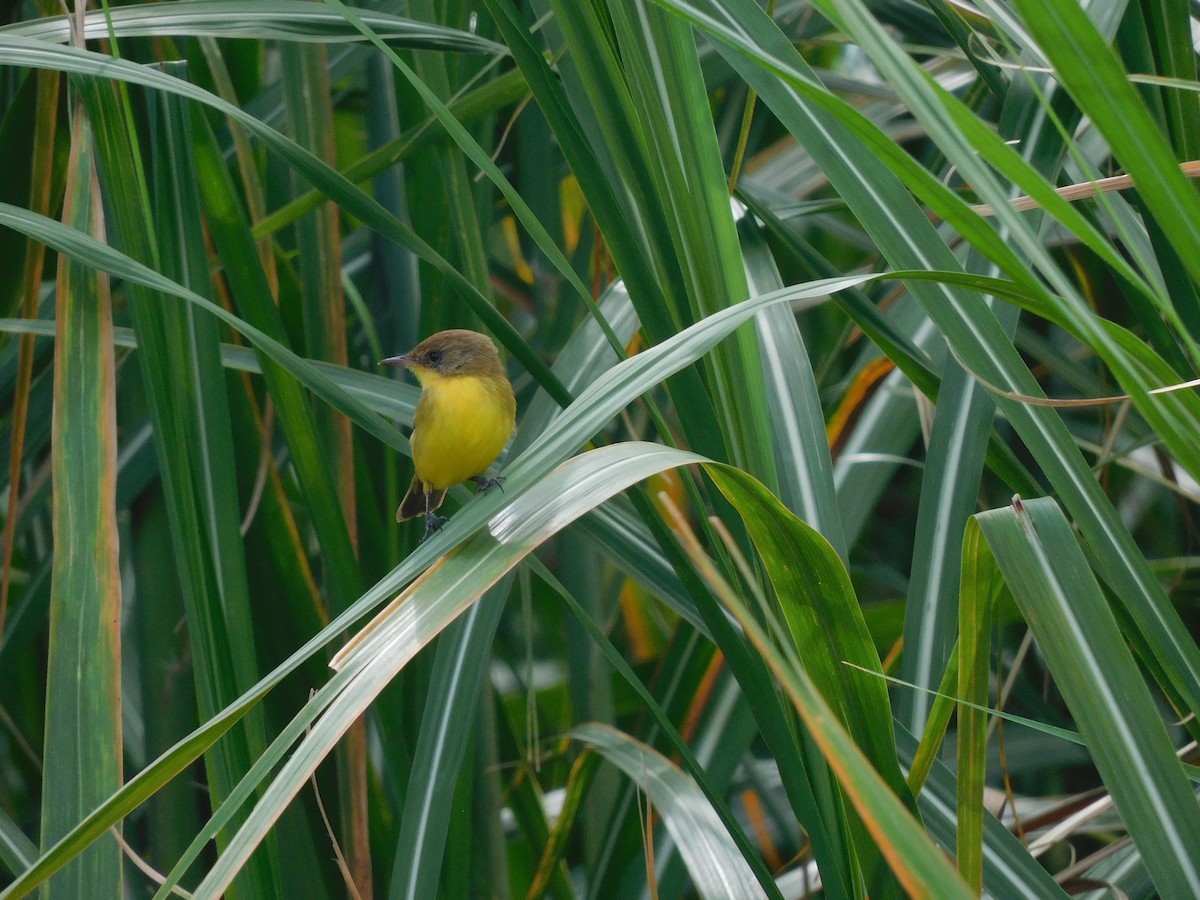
top-left (381, 329), bottom-right (517, 539)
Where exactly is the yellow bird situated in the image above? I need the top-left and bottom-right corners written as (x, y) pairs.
top-left (381, 329), bottom-right (517, 539)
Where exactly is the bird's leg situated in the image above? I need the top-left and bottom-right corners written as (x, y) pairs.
top-left (473, 473), bottom-right (505, 494)
top-left (421, 489), bottom-right (448, 541)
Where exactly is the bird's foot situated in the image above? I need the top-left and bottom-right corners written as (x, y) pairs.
top-left (421, 513), bottom-right (449, 542)
top-left (474, 475), bottom-right (505, 494)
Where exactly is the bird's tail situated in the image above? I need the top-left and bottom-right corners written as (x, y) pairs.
top-left (396, 475), bottom-right (447, 522)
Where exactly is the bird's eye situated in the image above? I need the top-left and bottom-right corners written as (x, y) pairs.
top-left (427, 350), bottom-right (443, 364)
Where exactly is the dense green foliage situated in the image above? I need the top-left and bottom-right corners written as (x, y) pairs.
top-left (2, 0), bottom-right (1199, 897)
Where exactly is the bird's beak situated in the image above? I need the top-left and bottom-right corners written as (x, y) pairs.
top-left (379, 353), bottom-right (416, 367)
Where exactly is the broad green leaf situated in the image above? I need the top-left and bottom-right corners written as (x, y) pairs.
top-left (665, 486), bottom-right (973, 900)
top-left (704, 463), bottom-right (908, 896)
top-left (704, 465), bottom-right (907, 799)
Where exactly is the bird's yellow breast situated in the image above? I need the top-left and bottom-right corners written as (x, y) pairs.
top-left (410, 371), bottom-right (516, 491)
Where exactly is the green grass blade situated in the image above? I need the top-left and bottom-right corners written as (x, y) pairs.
top-left (386, 578), bottom-right (513, 900)
top-left (191, 443), bottom-right (708, 898)
top-left (976, 496), bottom-right (1200, 898)
top-left (0, 0), bottom-right (504, 52)
top-left (0, 807), bottom-right (36, 878)
top-left (704, 464), bottom-right (909, 894)
top-left (705, 465), bottom-right (906, 795)
top-left (40, 106), bottom-right (123, 899)
top-left (609, 1), bottom-right (775, 483)
top-left (956, 519), bottom-right (999, 892)
top-left (738, 213), bottom-right (846, 555)
top-left (894, 725), bottom-right (1070, 898)
top-left (571, 723), bottom-right (766, 899)
top-left (1011, 0), bottom-right (1200, 291)
top-left (666, 481), bottom-right (972, 900)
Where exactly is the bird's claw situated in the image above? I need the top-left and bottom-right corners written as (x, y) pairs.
top-left (421, 513), bottom-right (449, 542)
top-left (474, 475), bottom-right (505, 494)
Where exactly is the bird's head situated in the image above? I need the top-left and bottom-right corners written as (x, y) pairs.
top-left (380, 329), bottom-right (505, 381)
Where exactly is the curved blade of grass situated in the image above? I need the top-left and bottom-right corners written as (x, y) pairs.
top-left (740, 187), bottom-right (939, 398)
top-left (663, 482), bottom-right (972, 900)
top-left (192, 443), bottom-right (709, 899)
top-left (0, 0), bottom-right (504, 53)
top-left (0, 808), bottom-right (36, 878)
top-left (529, 558), bottom-right (781, 900)
top-left (572, 722), bottom-right (766, 900)
top-left (738, 212), bottom-right (846, 555)
top-left (975, 497), bottom-right (1200, 898)
top-left (704, 465), bottom-right (907, 800)
top-left (901, 357), bottom-right (997, 737)
top-left (703, 463), bottom-right (908, 895)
